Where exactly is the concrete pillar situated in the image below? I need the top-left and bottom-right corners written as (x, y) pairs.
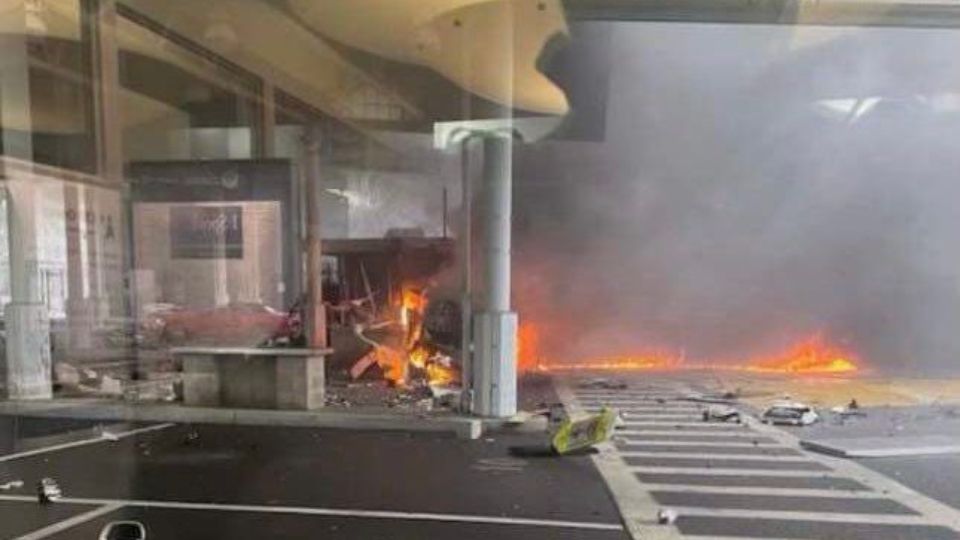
top-left (1, 7), bottom-right (52, 400)
top-left (472, 135), bottom-right (517, 417)
top-left (303, 125), bottom-right (327, 348)
top-left (4, 180), bottom-right (52, 400)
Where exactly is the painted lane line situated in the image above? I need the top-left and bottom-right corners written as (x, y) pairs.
top-left (628, 466), bottom-right (845, 477)
top-left (620, 451), bottom-right (815, 462)
top-left (0, 423), bottom-right (176, 462)
top-left (615, 439), bottom-right (788, 448)
top-left (660, 506), bottom-right (932, 525)
top-left (0, 495), bottom-right (623, 531)
top-left (615, 430), bottom-right (768, 438)
top-left (637, 485), bottom-right (887, 499)
top-left (13, 503), bottom-right (123, 539)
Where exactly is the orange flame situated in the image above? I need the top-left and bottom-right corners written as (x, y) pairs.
top-left (745, 335), bottom-right (859, 374)
top-left (527, 330), bottom-right (860, 375)
top-left (518, 322), bottom-right (542, 371)
top-left (382, 283), bottom-right (459, 387)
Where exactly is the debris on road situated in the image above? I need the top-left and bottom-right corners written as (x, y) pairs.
top-left (762, 400), bottom-right (820, 426)
top-left (702, 405), bottom-right (742, 423)
top-left (657, 508), bottom-right (679, 525)
top-left (551, 407), bottom-right (618, 455)
top-left (577, 378), bottom-right (628, 390)
top-left (0, 480), bottom-right (24, 491)
top-left (37, 478), bottom-right (62, 503)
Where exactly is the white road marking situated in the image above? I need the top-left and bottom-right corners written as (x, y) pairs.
top-left (620, 451), bottom-right (814, 462)
top-left (628, 467), bottom-right (843, 477)
top-left (0, 423), bottom-right (175, 462)
top-left (639, 485), bottom-right (886, 498)
top-left (0, 494), bottom-right (622, 531)
top-left (615, 439), bottom-right (786, 448)
top-left (659, 506), bottom-right (931, 525)
top-left (615, 430), bottom-right (769, 438)
top-left (623, 422), bottom-right (748, 428)
top-left (13, 503), bottom-right (123, 539)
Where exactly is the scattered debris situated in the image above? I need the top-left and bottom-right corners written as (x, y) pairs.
top-left (429, 384), bottom-right (462, 409)
top-left (657, 508), bottom-right (679, 525)
top-left (761, 401), bottom-right (820, 426)
top-left (414, 398), bottom-right (433, 412)
top-left (0, 480), bottom-right (24, 491)
top-left (37, 478), bottom-right (62, 503)
top-left (551, 407), bottom-right (618, 455)
top-left (349, 351), bottom-right (380, 381)
top-left (682, 395), bottom-right (737, 405)
top-left (100, 376), bottom-right (123, 395)
top-left (577, 378), bottom-right (627, 390)
top-left (702, 405), bottom-right (742, 423)
top-left (614, 411), bottom-right (627, 430)
top-left (505, 408), bottom-right (550, 425)
top-left (53, 363), bottom-right (81, 386)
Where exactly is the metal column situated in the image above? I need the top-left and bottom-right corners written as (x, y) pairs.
top-left (472, 135), bottom-right (517, 418)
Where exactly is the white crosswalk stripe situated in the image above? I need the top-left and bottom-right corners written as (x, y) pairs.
top-left (556, 375), bottom-right (960, 539)
top-left (638, 485), bottom-right (889, 498)
top-left (619, 451), bottom-right (812, 462)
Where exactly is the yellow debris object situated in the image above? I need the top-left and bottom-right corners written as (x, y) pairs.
top-left (551, 407), bottom-right (618, 455)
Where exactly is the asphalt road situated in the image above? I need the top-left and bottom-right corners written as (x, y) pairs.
top-left (0, 415), bottom-right (628, 540)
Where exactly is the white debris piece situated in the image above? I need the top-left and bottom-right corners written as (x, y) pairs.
top-left (0, 480), bottom-right (24, 491)
top-left (657, 508), bottom-right (679, 525)
top-left (101, 430), bottom-right (120, 442)
top-left (100, 376), bottom-right (123, 395)
top-left (54, 363), bottom-right (80, 386)
top-left (38, 478), bottom-right (62, 503)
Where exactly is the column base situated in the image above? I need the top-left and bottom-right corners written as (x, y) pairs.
top-left (3, 302), bottom-right (52, 400)
top-left (471, 311), bottom-right (517, 418)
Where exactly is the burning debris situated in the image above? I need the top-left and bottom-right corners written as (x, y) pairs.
top-left (345, 282), bottom-right (461, 408)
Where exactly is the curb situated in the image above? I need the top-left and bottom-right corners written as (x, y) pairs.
top-left (0, 400), bottom-right (483, 440)
top-left (801, 439), bottom-right (960, 458)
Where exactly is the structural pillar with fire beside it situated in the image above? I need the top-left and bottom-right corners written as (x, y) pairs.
top-left (435, 118), bottom-right (562, 418)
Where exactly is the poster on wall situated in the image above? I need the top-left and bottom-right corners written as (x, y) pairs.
top-left (170, 205), bottom-right (244, 259)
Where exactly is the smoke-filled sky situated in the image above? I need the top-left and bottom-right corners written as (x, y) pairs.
top-left (512, 22), bottom-right (960, 374)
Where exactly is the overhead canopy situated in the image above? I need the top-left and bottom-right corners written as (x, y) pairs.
top-left (287, 0), bottom-right (570, 115)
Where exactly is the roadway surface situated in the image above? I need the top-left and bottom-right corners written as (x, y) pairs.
top-left (0, 414), bottom-right (627, 539)
top-left (556, 372), bottom-right (960, 540)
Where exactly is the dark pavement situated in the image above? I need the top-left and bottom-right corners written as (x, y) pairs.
top-left (0, 415), bottom-right (628, 540)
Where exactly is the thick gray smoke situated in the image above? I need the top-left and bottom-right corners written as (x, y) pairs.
top-left (512, 22), bottom-right (960, 374)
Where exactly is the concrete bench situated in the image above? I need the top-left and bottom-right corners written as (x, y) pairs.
top-left (172, 347), bottom-right (333, 410)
